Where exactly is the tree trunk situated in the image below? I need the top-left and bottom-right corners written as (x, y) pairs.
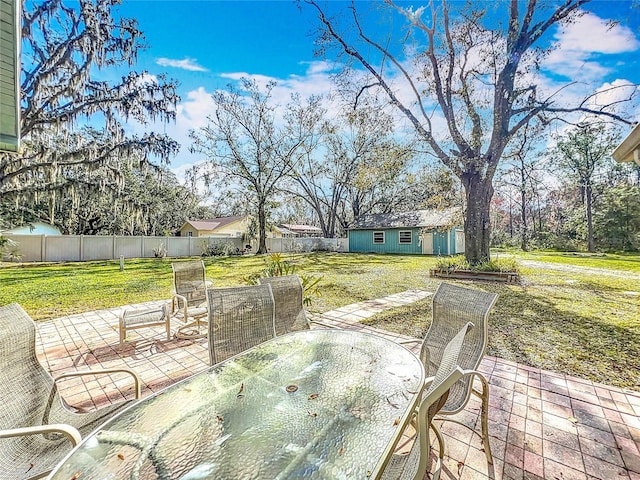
top-left (586, 182), bottom-right (594, 252)
top-left (462, 173), bottom-right (493, 265)
top-left (520, 167), bottom-right (528, 251)
top-left (257, 201), bottom-right (268, 254)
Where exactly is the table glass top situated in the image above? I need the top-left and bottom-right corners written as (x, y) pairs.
top-left (50, 329), bottom-right (424, 480)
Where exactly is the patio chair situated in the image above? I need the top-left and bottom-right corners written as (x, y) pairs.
top-left (402, 282), bottom-right (498, 465)
top-left (171, 260), bottom-right (211, 339)
top-left (258, 274), bottom-right (341, 333)
top-left (207, 284), bottom-right (277, 365)
top-left (0, 303), bottom-right (141, 480)
top-left (382, 322), bottom-right (473, 480)
top-left (258, 275), bottom-right (337, 334)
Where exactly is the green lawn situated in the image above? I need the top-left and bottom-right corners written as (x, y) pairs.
top-left (1, 252), bottom-right (639, 390)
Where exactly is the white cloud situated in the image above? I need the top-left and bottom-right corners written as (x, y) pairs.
top-left (156, 57), bottom-right (208, 72)
top-left (542, 11), bottom-right (640, 81)
top-left (554, 13), bottom-right (639, 54)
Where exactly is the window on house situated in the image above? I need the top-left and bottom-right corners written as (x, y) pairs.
top-left (187, 231), bottom-right (193, 237)
top-left (373, 231), bottom-right (385, 244)
top-left (399, 230), bottom-right (412, 244)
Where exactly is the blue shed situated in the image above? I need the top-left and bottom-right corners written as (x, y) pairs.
top-left (348, 208), bottom-right (465, 255)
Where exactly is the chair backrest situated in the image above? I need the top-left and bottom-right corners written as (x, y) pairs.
top-left (172, 260), bottom-right (207, 307)
top-left (420, 283), bottom-right (497, 412)
top-left (258, 275), bottom-right (310, 335)
top-left (0, 303), bottom-right (57, 432)
top-left (411, 322), bottom-right (472, 480)
top-left (207, 284), bottom-right (277, 365)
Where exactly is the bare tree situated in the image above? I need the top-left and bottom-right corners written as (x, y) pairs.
top-left (284, 97), bottom-right (419, 236)
top-left (551, 123), bottom-right (620, 252)
top-left (191, 79), bottom-right (322, 253)
top-left (304, 0), bottom-right (637, 263)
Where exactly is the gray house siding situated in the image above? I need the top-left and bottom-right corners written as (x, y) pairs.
top-left (0, 0), bottom-right (20, 152)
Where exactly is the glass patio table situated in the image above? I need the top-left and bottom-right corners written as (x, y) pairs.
top-left (48, 329), bottom-right (425, 480)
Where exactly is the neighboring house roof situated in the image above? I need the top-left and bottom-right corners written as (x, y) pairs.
top-left (349, 208), bottom-right (462, 230)
top-left (279, 224), bottom-right (323, 234)
top-left (182, 216), bottom-right (246, 232)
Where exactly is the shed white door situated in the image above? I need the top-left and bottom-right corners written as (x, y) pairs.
top-left (455, 230), bottom-right (465, 254)
top-left (421, 233), bottom-right (433, 254)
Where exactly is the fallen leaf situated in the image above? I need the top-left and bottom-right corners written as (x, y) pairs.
top-left (567, 416), bottom-right (579, 424)
top-left (393, 418), bottom-right (400, 426)
top-left (338, 447), bottom-right (344, 456)
top-left (457, 461), bottom-right (464, 476)
top-left (216, 415), bottom-right (223, 422)
top-left (308, 393), bottom-right (318, 400)
top-left (286, 384), bottom-right (298, 393)
top-left (308, 410), bottom-right (317, 417)
top-left (71, 472), bottom-right (82, 480)
top-left (386, 397), bottom-right (399, 408)
top-left (117, 453), bottom-right (125, 461)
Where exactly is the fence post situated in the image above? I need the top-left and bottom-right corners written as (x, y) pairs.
top-left (41, 234), bottom-right (45, 262)
top-left (120, 255), bottom-right (124, 271)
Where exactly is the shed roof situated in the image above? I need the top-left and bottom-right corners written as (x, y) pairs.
top-left (182, 216), bottom-right (246, 231)
top-left (349, 208), bottom-right (462, 230)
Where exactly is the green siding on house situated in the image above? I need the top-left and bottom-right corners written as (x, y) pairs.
top-left (0, 0), bottom-right (20, 152)
top-left (349, 227), bottom-right (463, 255)
top-left (348, 228), bottom-right (422, 254)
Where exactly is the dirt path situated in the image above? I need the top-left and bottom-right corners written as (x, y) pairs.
top-left (518, 259), bottom-right (640, 280)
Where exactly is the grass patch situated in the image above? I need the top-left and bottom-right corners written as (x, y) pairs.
top-left (2, 251), bottom-right (639, 389)
top-left (364, 258), bottom-right (640, 390)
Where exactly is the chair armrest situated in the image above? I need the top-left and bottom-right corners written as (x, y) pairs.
top-left (308, 318), bottom-right (342, 330)
top-left (398, 338), bottom-right (421, 345)
top-left (55, 368), bottom-right (141, 399)
top-left (171, 293), bottom-right (189, 318)
top-left (0, 424), bottom-right (82, 446)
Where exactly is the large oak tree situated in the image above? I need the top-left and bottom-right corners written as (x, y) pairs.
top-left (0, 0), bottom-right (179, 231)
top-left (305, 0), bottom-right (636, 263)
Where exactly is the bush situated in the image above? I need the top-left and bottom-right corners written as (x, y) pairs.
top-left (434, 254), bottom-right (519, 273)
top-left (152, 242), bottom-right (167, 258)
top-left (0, 236), bottom-right (21, 262)
top-left (201, 240), bottom-right (238, 257)
top-left (245, 253), bottom-right (322, 306)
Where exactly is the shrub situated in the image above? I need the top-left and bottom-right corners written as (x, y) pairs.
top-left (152, 243), bottom-right (167, 258)
top-left (201, 240), bottom-right (238, 257)
top-left (434, 254), bottom-right (519, 273)
top-left (245, 253), bottom-right (322, 306)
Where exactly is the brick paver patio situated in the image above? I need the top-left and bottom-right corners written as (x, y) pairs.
top-left (34, 290), bottom-right (640, 480)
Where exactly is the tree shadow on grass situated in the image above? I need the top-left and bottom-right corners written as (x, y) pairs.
top-left (365, 280), bottom-right (640, 390)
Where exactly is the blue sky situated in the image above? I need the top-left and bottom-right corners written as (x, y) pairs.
top-left (112, 1), bottom-right (640, 177)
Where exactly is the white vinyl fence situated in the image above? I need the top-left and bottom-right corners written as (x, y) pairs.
top-left (3, 234), bottom-right (348, 262)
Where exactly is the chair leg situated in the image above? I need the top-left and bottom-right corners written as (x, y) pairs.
top-left (430, 426), bottom-right (445, 480)
top-left (431, 422), bottom-right (446, 460)
top-left (474, 373), bottom-right (494, 465)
